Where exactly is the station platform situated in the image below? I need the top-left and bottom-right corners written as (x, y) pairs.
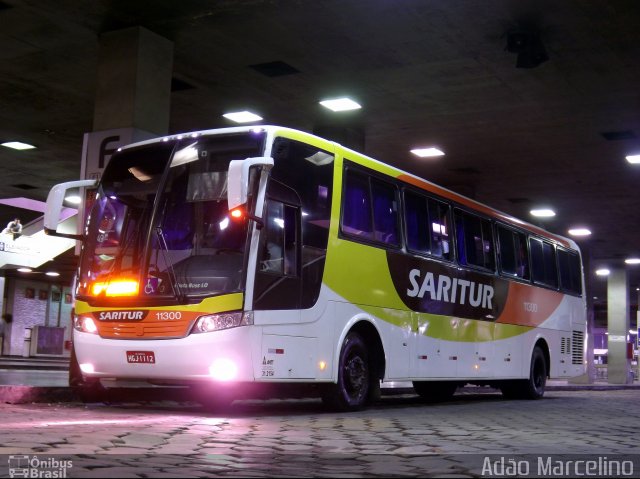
top-left (1, 354), bottom-right (638, 404)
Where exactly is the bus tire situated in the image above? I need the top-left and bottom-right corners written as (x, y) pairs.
top-left (322, 332), bottom-right (370, 411)
top-left (412, 381), bottom-right (458, 402)
top-left (500, 346), bottom-right (547, 400)
top-left (69, 346), bottom-right (108, 403)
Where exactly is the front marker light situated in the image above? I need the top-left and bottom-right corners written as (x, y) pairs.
top-left (192, 311), bottom-right (253, 334)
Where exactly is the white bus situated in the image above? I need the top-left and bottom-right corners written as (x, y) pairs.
top-left (45, 126), bottom-right (586, 410)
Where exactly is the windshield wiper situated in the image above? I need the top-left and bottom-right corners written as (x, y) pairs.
top-left (155, 226), bottom-right (185, 303)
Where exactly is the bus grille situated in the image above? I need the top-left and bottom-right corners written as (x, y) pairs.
top-left (560, 337), bottom-right (571, 355)
top-left (571, 331), bottom-right (585, 365)
top-left (99, 322), bottom-right (191, 339)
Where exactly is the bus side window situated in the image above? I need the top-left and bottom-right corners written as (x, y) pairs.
top-left (371, 179), bottom-right (399, 246)
top-left (428, 199), bottom-right (451, 260)
top-left (404, 191), bottom-right (430, 254)
top-left (342, 170), bottom-right (374, 240)
top-left (530, 237), bottom-right (558, 288)
top-left (455, 210), bottom-right (495, 271)
top-left (558, 248), bottom-right (582, 295)
top-left (497, 225), bottom-right (530, 280)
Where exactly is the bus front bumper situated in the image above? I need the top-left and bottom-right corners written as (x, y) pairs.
top-left (73, 326), bottom-right (257, 383)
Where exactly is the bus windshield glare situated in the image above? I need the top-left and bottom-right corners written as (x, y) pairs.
top-left (76, 131), bottom-right (266, 301)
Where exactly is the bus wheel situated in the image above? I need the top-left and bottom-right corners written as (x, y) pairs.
top-left (412, 381), bottom-right (458, 402)
top-left (322, 332), bottom-right (370, 411)
top-left (501, 346), bottom-right (547, 400)
top-left (69, 346), bottom-right (107, 403)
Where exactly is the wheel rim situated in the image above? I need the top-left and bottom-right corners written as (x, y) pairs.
top-left (343, 353), bottom-right (368, 401)
top-left (533, 357), bottom-right (546, 392)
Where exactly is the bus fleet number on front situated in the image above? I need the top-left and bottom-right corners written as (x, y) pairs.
top-left (155, 311), bottom-right (182, 321)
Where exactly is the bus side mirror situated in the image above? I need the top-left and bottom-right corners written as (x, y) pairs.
top-left (44, 179), bottom-right (97, 240)
top-left (227, 157), bottom-right (274, 210)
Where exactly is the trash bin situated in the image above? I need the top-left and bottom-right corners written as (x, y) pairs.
top-left (23, 328), bottom-right (32, 358)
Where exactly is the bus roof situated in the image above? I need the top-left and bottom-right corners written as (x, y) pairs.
top-left (120, 125), bottom-right (577, 250)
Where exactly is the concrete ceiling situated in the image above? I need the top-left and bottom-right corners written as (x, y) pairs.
top-left (1, 0), bottom-right (639, 323)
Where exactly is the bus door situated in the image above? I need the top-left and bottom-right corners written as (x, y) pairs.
top-left (252, 180), bottom-right (320, 379)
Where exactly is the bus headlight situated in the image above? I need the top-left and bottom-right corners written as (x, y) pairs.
top-left (191, 311), bottom-right (253, 334)
top-left (73, 315), bottom-right (98, 334)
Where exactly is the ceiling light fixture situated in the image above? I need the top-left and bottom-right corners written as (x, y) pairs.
top-left (624, 258), bottom-right (640, 265)
top-left (626, 154), bottom-right (640, 164)
top-left (530, 208), bottom-right (556, 218)
top-left (595, 269), bottom-right (610, 276)
top-left (319, 98), bottom-right (361, 112)
top-left (222, 111), bottom-right (263, 123)
top-left (1, 141), bottom-right (36, 150)
top-left (65, 195), bottom-right (82, 205)
top-left (568, 228), bottom-right (591, 237)
top-left (46, 272), bottom-right (60, 277)
top-left (17, 267), bottom-right (32, 273)
top-left (410, 147), bottom-right (445, 158)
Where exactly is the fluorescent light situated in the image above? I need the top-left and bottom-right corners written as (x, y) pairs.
top-left (626, 154), bottom-right (640, 164)
top-left (1, 141), bottom-right (36, 150)
top-left (65, 195), bottom-right (81, 205)
top-left (319, 98), bottom-right (361, 112)
top-left (410, 147), bottom-right (445, 158)
top-left (596, 268), bottom-right (610, 276)
top-left (222, 111), bottom-right (263, 123)
top-left (17, 268), bottom-right (32, 273)
top-left (568, 228), bottom-right (591, 237)
top-left (530, 208), bottom-right (556, 218)
top-left (46, 272), bottom-right (60, 277)
top-left (625, 258), bottom-right (640, 265)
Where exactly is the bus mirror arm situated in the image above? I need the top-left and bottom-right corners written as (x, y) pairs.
top-left (44, 179), bottom-right (97, 240)
top-left (227, 157), bottom-right (274, 210)
top-left (245, 212), bottom-right (264, 230)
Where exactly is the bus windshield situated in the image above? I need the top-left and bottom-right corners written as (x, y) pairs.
top-left (76, 131), bottom-right (266, 301)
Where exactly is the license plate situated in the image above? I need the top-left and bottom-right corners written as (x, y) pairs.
top-left (126, 351), bottom-right (155, 364)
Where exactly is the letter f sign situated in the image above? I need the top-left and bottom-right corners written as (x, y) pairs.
top-left (99, 135), bottom-right (121, 169)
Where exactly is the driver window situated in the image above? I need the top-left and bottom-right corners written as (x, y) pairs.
top-left (260, 200), bottom-right (297, 276)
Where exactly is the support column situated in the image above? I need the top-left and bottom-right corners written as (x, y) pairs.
top-left (77, 27), bottom-right (174, 239)
top-left (93, 26), bottom-right (173, 134)
top-left (607, 268), bottom-right (632, 384)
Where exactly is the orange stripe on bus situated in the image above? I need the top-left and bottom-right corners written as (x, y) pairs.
top-left (496, 282), bottom-right (564, 327)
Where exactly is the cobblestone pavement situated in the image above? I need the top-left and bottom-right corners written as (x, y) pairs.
top-left (0, 390), bottom-right (639, 477)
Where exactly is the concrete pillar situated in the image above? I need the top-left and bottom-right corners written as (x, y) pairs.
top-left (77, 27), bottom-right (174, 240)
top-left (93, 26), bottom-right (173, 135)
top-left (607, 268), bottom-right (632, 384)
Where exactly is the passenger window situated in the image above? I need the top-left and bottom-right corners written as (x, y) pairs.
top-left (371, 179), bottom-right (399, 246)
top-left (342, 171), bottom-right (373, 240)
top-left (530, 238), bottom-right (558, 288)
top-left (404, 192), bottom-right (430, 254)
top-left (428, 199), bottom-right (452, 260)
top-left (342, 168), bottom-right (400, 247)
top-left (497, 225), bottom-right (530, 280)
top-left (558, 248), bottom-right (582, 295)
top-left (455, 210), bottom-right (495, 271)
top-left (404, 190), bottom-right (452, 260)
